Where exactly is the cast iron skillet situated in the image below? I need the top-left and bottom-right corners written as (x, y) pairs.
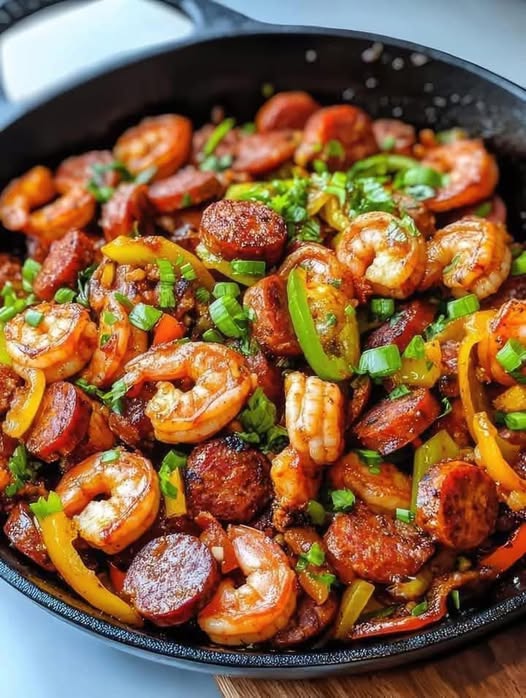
top-left (0, 0), bottom-right (525, 678)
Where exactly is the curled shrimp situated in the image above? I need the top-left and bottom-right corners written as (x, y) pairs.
top-left (421, 216), bottom-right (511, 299)
top-left (478, 299), bottom-right (526, 386)
top-left (114, 114), bottom-right (192, 180)
top-left (122, 341), bottom-right (255, 443)
top-left (422, 139), bottom-right (498, 212)
top-left (4, 302), bottom-right (97, 382)
top-left (271, 446), bottom-right (321, 530)
top-left (24, 187), bottom-right (96, 242)
top-left (285, 372), bottom-right (344, 466)
top-left (56, 450), bottom-right (160, 554)
top-left (198, 525), bottom-right (297, 645)
top-left (0, 166), bottom-right (55, 231)
top-left (84, 296), bottom-right (147, 388)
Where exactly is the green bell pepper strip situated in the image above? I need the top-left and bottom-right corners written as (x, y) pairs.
top-left (287, 267), bottom-right (351, 381)
top-left (0, 324), bottom-right (11, 365)
top-left (348, 154), bottom-right (420, 179)
top-left (411, 430), bottom-right (460, 511)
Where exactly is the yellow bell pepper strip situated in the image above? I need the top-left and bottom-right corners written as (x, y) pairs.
top-left (158, 449), bottom-right (188, 518)
top-left (164, 469), bottom-right (187, 518)
top-left (102, 236), bottom-right (215, 290)
top-left (411, 430), bottom-right (460, 510)
top-left (0, 324), bottom-right (11, 365)
top-left (458, 310), bottom-right (495, 440)
top-left (3, 366), bottom-right (46, 438)
top-left (31, 492), bottom-right (142, 626)
top-left (472, 411), bottom-right (525, 494)
top-left (287, 267), bottom-right (353, 381)
top-left (388, 568), bottom-right (434, 601)
top-left (333, 579), bottom-right (375, 639)
top-left (493, 385), bottom-right (526, 413)
top-left (284, 528), bottom-right (334, 605)
top-left (307, 188), bottom-right (331, 216)
top-left (392, 339), bottom-right (442, 389)
top-left (194, 243), bottom-right (259, 287)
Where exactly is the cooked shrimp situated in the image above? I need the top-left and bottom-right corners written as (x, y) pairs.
top-left (285, 372), bottom-right (344, 465)
top-left (197, 525), bottom-right (297, 645)
top-left (279, 242), bottom-right (354, 299)
top-left (421, 216), bottom-right (511, 299)
top-left (4, 302), bottom-right (98, 382)
top-left (114, 114), bottom-right (192, 180)
top-left (422, 139), bottom-right (499, 212)
top-left (0, 166), bottom-right (55, 231)
top-left (122, 341), bottom-right (255, 443)
top-left (84, 296), bottom-right (147, 388)
top-left (478, 299), bottom-right (526, 386)
top-left (24, 187), bottom-right (96, 242)
top-left (271, 446), bottom-right (321, 513)
top-left (56, 450), bottom-right (160, 554)
top-left (329, 452), bottom-right (412, 514)
top-left (336, 211), bottom-right (427, 301)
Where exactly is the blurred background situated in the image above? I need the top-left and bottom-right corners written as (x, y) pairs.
top-left (0, 2), bottom-right (524, 698)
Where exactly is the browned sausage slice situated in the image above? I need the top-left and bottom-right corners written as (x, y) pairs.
top-left (295, 105), bottom-right (377, 169)
top-left (353, 388), bottom-right (441, 455)
top-left (416, 460), bottom-right (498, 549)
top-left (185, 435), bottom-right (272, 523)
top-left (372, 118), bottom-right (416, 155)
top-left (0, 365), bottom-right (22, 415)
top-left (123, 534), bottom-right (219, 626)
top-left (4, 502), bottom-right (54, 571)
top-left (25, 382), bottom-right (92, 462)
top-left (365, 299), bottom-right (436, 351)
top-left (55, 150), bottom-right (119, 194)
top-left (243, 275), bottom-right (301, 356)
top-left (233, 130), bottom-right (300, 175)
top-left (33, 229), bottom-right (95, 301)
top-left (256, 91), bottom-right (320, 133)
top-left (324, 503), bottom-right (435, 584)
top-left (0, 254), bottom-right (22, 291)
top-left (100, 182), bottom-right (150, 241)
top-left (148, 166), bottom-right (223, 213)
top-left (272, 592), bottom-right (338, 648)
top-left (244, 349), bottom-right (284, 407)
top-left (200, 199), bottom-right (287, 264)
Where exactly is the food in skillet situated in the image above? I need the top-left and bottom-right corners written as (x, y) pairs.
top-left (0, 91), bottom-right (525, 646)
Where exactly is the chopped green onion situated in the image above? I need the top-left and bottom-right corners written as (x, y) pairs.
top-left (306, 500), bottom-right (326, 526)
top-left (389, 384), bottom-right (411, 400)
top-left (0, 299), bottom-right (27, 323)
top-left (5, 445), bottom-right (38, 497)
top-left (355, 449), bottom-right (382, 466)
top-left (230, 259), bottom-right (266, 277)
top-left (25, 309), bottom-right (44, 327)
top-left (440, 396), bottom-right (453, 417)
top-left (54, 287), bottom-right (76, 304)
top-left (496, 339), bottom-right (526, 373)
top-left (29, 491), bottom-right (63, 521)
top-left (180, 262), bottom-right (197, 281)
top-left (202, 328), bottom-right (224, 343)
top-left (380, 135), bottom-right (396, 151)
top-left (102, 311), bottom-right (117, 326)
top-left (447, 294), bottom-right (480, 319)
top-left (395, 508), bottom-right (415, 524)
top-left (75, 378), bottom-right (105, 400)
top-left (403, 335), bottom-right (426, 360)
top-left (195, 286), bottom-right (211, 304)
top-left (86, 182), bottom-right (115, 203)
top-left (451, 589), bottom-right (461, 610)
top-left (313, 159), bottom-right (328, 174)
top-left (241, 122), bottom-right (256, 134)
top-left (100, 449), bottom-right (120, 463)
top-left (371, 297), bottom-right (395, 320)
top-left (209, 296), bottom-right (248, 339)
top-left (21, 258), bottom-right (41, 293)
top-left (511, 251), bottom-right (526, 276)
top-left (203, 117), bottom-right (236, 156)
top-left (296, 542), bottom-right (325, 572)
top-left (181, 193), bottom-right (193, 208)
top-left (411, 601), bottom-right (428, 616)
top-left (345, 304), bottom-right (356, 316)
top-left (330, 488), bottom-right (356, 512)
top-left (298, 218), bottom-right (322, 242)
top-left (473, 201), bottom-right (492, 218)
top-left (113, 292), bottom-right (133, 309)
top-left (504, 412), bottom-right (526, 430)
top-left (325, 312), bottom-right (337, 327)
top-left (199, 153), bottom-right (233, 172)
top-left (404, 184), bottom-right (435, 201)
top-left (308, 571), bottom-right (337, 587)
top-left (324, 139), bottom-right (345, 158)
top-left (134, 166), bottom-right (157, 184)
top-left (158, 449), bottom-right (187, 498)
top-left (368, 465), bottom-right (381, 475)
top-left (400, 165), bottom-right (444, 188)
top-left (102, 378), bottom-right (128, 415)
top-left (212, 282), bottom-right (240, 299)
top-left (156, 258), bottom-right (176, 309)
top-left (324, 171), bottom-right (347, 205)
top-left (358, 344), bottom-right (402, 378)
top-left (128, 303), bottom-right (163, 331)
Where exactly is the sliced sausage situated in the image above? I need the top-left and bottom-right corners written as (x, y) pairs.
top-left (148, 166), bottom-right (223, 213)
top-left (416, 460), bottom-right (498, 549)
top-left (295, 105), bottom-right (377, 169)
top-left (243, 275), bottom-right (301, 356)
top-left (272, 592), bottom-right (338, 648)
top-left (438, 340), bottom-right (460, 398)
top-left (432, 398), bottom-right (471, 448)
top-left (3, 502), bottom-right (54, 571)
top-left (393, 191), bottom-right (436, 238)
top-left (256, 91), bottom-right (320, 133)
top-left (156, 208), bottom-right (203, 253)
top-left (33, 229), bottom-right (95, 300)
top-left (373, 118), bottom-right (416, 155)
top-left (365, 299), bottom-right (436, 351)
top-left (354, 388), bottom-right (441, 455)
top-left (63, 401), bottom-right (116, 470)
top-left (185, 435), bottom-right (272, 523)
top-left (123, 533), bottom-right (219, 626)
top-left (55, 150), bottom-right (119, 194)
top-left (0, 365), bottom-right (22, 415)
top-left (25, 382), bottom-right (92, 462)
top-left (192, 123), bottom-right (242, 164)
top-left (114, 114), bottom-right (193, 180)
top-left (0, 253), bottom-right (22, 291)
top-left (244, 348), bottom-right (284, 406)
top-left (200, 199), bottom-right (287, 264)
top-left (108, 387), bottom-right (155, 448)
top-left (348, 375), bottom-right (372, 424)
top-left (324, 503), bottom-right (434, 584)
top-left (100, 182), bottom-right (151, 242)
top-left (233, 130), bottom-right (300, 175)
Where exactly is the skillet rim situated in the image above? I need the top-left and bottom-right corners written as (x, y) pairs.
top-left (0, 21), bottom-right (525, 674)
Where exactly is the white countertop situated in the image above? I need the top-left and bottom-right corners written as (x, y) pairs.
top-left (0, 2), bottom-right (525, 697)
